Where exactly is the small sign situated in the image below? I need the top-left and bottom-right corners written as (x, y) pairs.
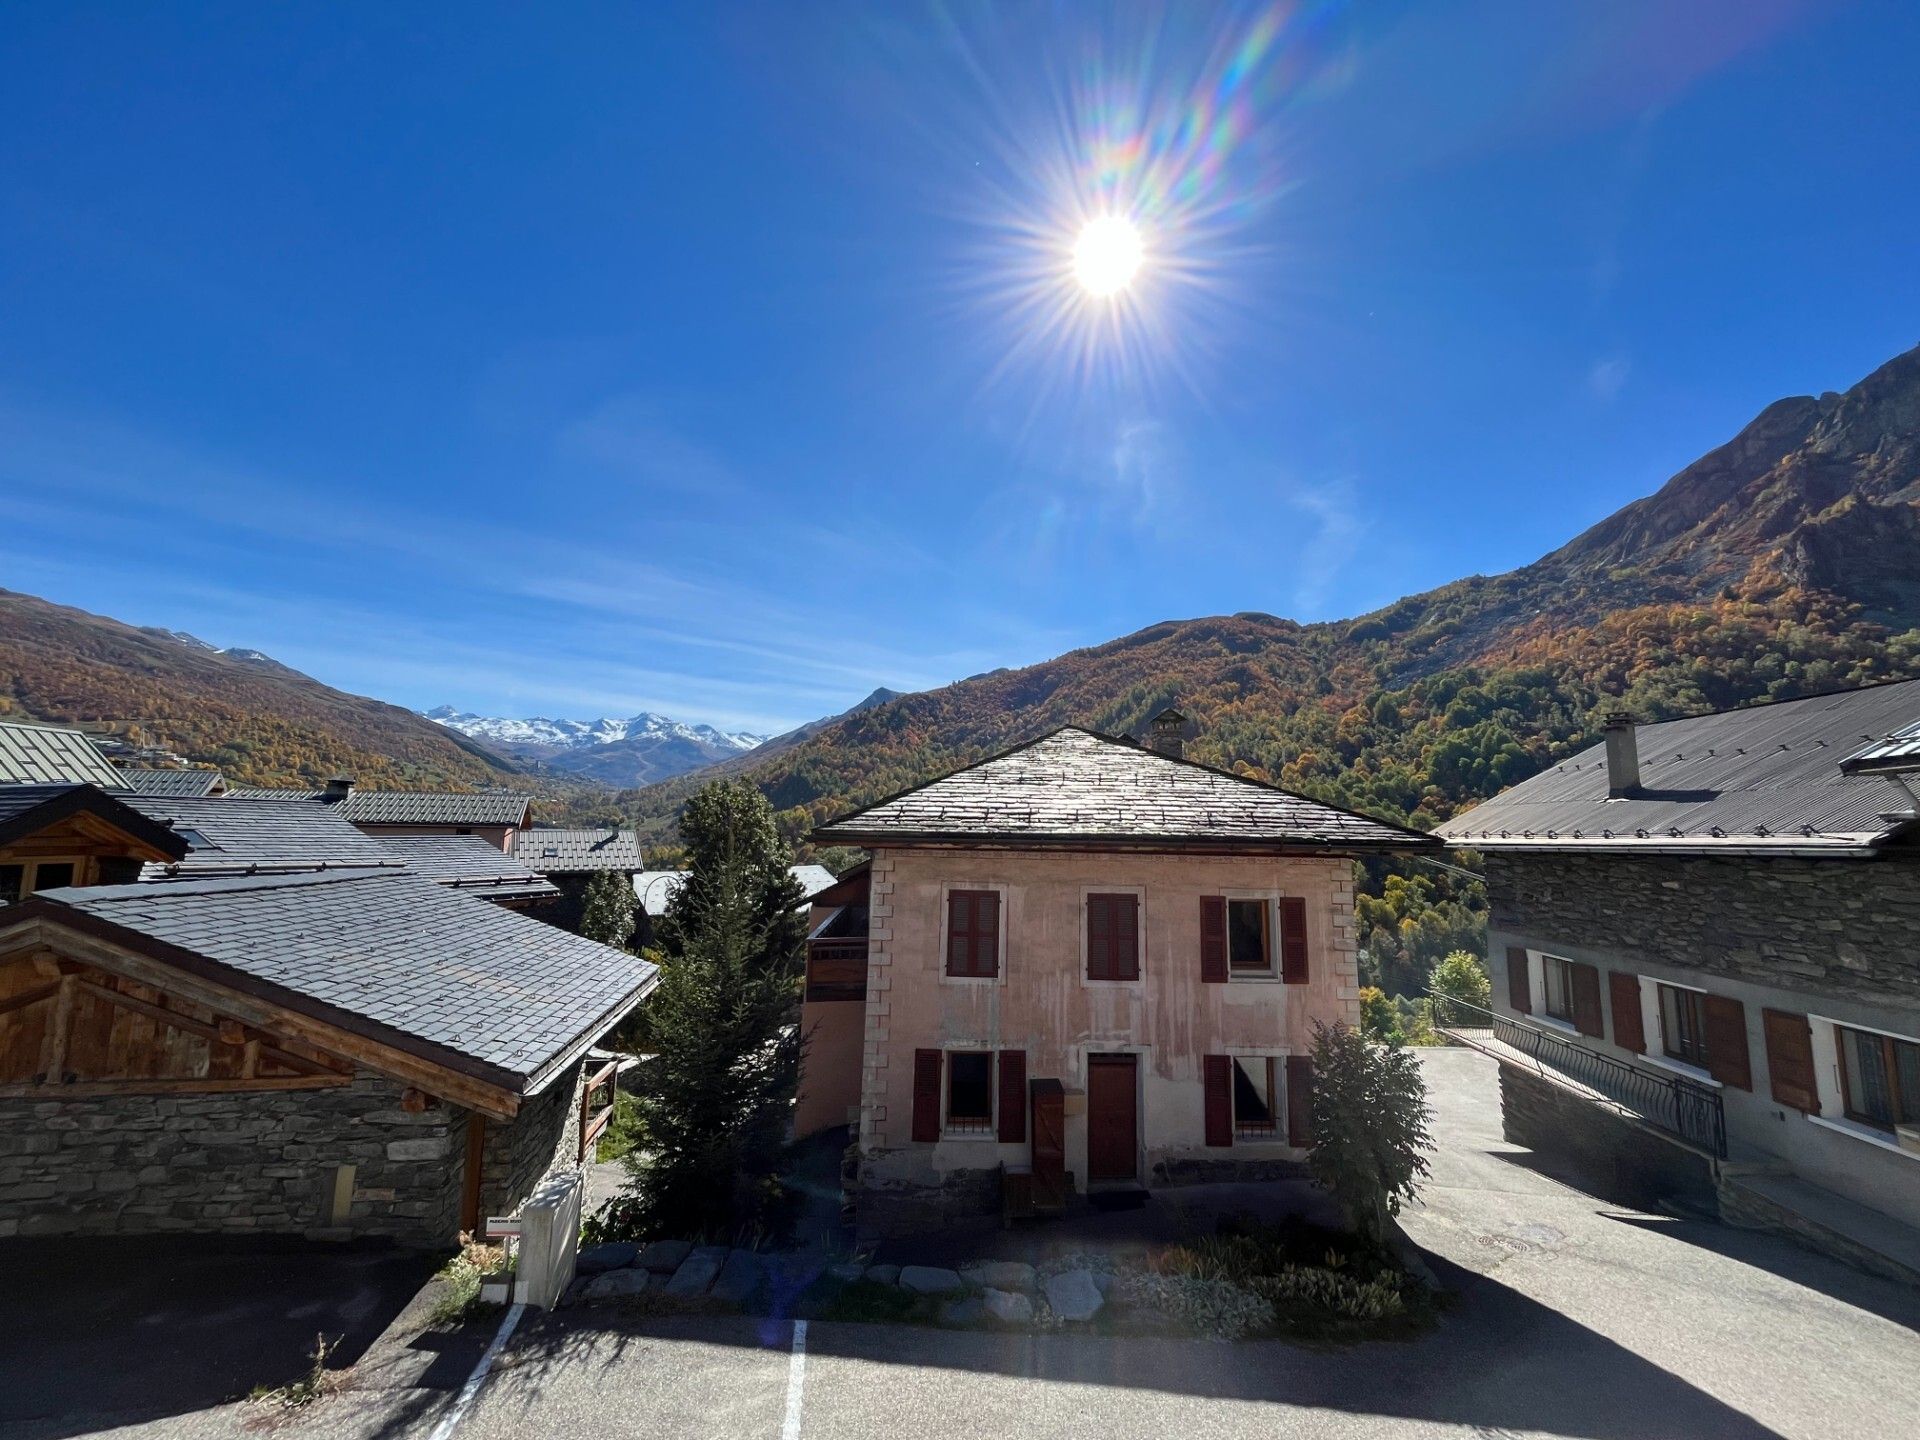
top-left (485, 1215), bottom-right (522, 1239)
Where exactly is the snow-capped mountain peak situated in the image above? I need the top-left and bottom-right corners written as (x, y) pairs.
top-left (425, 706), bottom-right (767, 760)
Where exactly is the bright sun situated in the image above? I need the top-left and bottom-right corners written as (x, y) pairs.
top-left (1072, 215), bottom-right (1144, 297)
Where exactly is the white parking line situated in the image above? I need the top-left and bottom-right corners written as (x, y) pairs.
top-left (780, 1319), bottom-right (808, 1440)
top-left (427, 1301), bottom-right (525, 1440)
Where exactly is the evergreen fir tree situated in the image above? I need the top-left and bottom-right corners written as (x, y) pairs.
top-left (577, 868), bottom-right (637, 950)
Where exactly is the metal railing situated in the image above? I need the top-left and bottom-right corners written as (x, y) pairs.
top-left (1427, 989), bottom-right (1727, 1159)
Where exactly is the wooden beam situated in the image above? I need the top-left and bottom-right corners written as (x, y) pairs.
top-left (37, 925), bottom-right (522, 1119)
top-left (460, 1113), bottom-right (486, 1236)
top-left (73, 979), bottom-right (343, 1079)
top-left (0, 980), bottom-right (61, 1018)
top-left (0, 1074), bottom-right (352, 1099)
top-left (37, 976), bottom-right (75, 1082)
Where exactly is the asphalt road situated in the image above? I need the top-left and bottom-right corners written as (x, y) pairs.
top-left (27, 1049), bottom-right (1917, 1439)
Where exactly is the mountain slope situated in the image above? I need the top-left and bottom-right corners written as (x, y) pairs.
top-left (426, 706), bottom-right (766, 786)
top-left (614, 343), bottom-right (1920, 846)
top-left (0, 590), bottom-right (523, 789)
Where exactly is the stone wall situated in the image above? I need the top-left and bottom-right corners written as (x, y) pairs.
top-left (1486, 851), bottom-right (1920, 1005)
top-left (0, 1073), bottom-right (463, 1242)
top-left (480, 1061), bottom-right (585, 1220)
top-left (1499, 1061), bottom-right (1718, 1210)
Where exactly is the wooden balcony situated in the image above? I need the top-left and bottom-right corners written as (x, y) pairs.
top-left (805, 938), bottom-right (869, 1002)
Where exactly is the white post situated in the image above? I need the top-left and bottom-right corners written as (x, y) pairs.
top-left (513, 1169), bottom-right (584, 1309)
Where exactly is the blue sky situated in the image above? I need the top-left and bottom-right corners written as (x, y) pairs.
top-left (2, 2), bottom-right (1917, 735)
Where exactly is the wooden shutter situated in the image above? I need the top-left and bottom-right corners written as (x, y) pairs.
top-left (1571, 963), bottom-right (1605, 1037)
top-left (911, 1049), bottom-right (942, 1142)
top-left (947, 890), bottom-right (999, 978)
top-left (1506, 945), bottom-right (1531, 1014)
top-left (1609, 971), bottom-right (1645, 1053)
top-left (1703, 994), bottom-right (1752, 1091)
top-left (976, 891), bottom-right (1000, 977)
top-left (1285, 1055), bottom-right (1314, 1147)
top-left (1114, 894), bottom-right (1139, 981)
top-left (1278, 897), bottom-right (1310, 984)
top-left (1762, 1009), bottom-right (1817, 1113)
top-left (1203, 1055), bottom-right (1232, 1147)
top-left (997, 1049), bottom-right (1027, 1142)
top-left (1086, 894), bottom-right (1112, 980)
top-left (1200, 897), bottom-right (1228, 983)
top-left (945, 892), bottom-right (970, 977)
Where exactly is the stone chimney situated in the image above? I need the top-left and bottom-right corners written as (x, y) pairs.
top-left (1148, 706), bottom-right (1189, 760)
top-left (323, 774), bottom-right (355, 801)
top-left (1601, 712), bottom-right (1641, 797)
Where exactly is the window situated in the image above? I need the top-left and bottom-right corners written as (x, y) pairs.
top-left (1085, 892), bottom-right (1139, 981)
top-left (0, 859), bottom-right (82, 904)
top-left (28, 863), bottom-right (74, 894)
top-left (945, 890), bottom-right (1001, 978)
top-left (945, 1051), bottom-right (994, 1133)
top-left (1838, 1025), bottom-right (1920, 1132)
top-left (1233, 1057), bottom-right (1277, 1138)
top-left (0, 864), bottom-right (21, 907)
top-left (1542, 956), bottom-right (1577, 1023)
top-left (1227, 898), bottom-right (1271, 973)
top-left (1658, 984), bottom-right (1709, 1069)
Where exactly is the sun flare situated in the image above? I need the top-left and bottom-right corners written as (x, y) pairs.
top-left (1071, 215), bottom-right (1145, 297)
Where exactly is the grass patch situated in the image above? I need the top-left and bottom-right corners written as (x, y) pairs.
top-left (807, 1276), bottom-right (940, 1326)
top-left (248, 1333), bottom-right (343, 1413)
top-left (429, 1235), bottom-right (509, 1327)
top-left (595, 1092), bottom-right (644, 1163)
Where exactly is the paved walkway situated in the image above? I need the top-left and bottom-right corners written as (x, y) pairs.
top-left (114, 1049), bottom-right (1920, 1440)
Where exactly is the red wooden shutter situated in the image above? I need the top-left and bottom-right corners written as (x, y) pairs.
top-left (1609, 971), bottom-right (1645, 1053)
top-left (1114, 894), bottom-right (1139, 981)
top-left (976, 890), bottom-right (1000, 977)
top-left (1762, 1009), bottom-right (1817, 1113)
top-left (1285, 1055), bottom-right (1314, 1147)
top-left (1200, 897), bottom-right (1228, 983)
top-left (1506, 946), bottom-right (1531, 1014)
top-left (1203, 1055), bottom-right (1232, 1147)
top-left (997, 1049), bottom-right (1027, 1142)
top-left (1086, 894), bottom-right (1113, 980)
top-left (1571, 963), bottom-right (1605, 1037)
top-left (945, 892), bottom-right (970, 977)
top-left (1703, 994), bottom-right (1752, 1090)
top-left (911, 1049), bottom-right (942, 1141)
top-left (1278, 897), bottom-right (1309, 984)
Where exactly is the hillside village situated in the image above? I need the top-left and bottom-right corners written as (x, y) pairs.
top-left (5, 7), bottom-right (1920, 1439)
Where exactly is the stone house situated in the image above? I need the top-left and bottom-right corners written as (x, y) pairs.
top-left (1, 790), bottom-right (654, 1242)
top-left (805, 714), bottom-right (1437, 1231)
top-left (1437, 679), bottom-right (1920, 1258)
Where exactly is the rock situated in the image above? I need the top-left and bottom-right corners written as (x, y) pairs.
top-left (638, 1239), bottom-right (694, 1274)
top-left (709, 1250), bottom-right (767, 1307)
top-left (575, 1242), bottom-right (640, 1274)
top-left (583, 1268), bottom-right (652, 1301)
top-left (1091, 1271), bottom-right (1113, 1295)
top-left (863, 1264), bottom-right (901, 1286)
top-left (981, 1287), bottom-right (1034, 1324)
top-left (663, 1245), bottom-right (730, 1296)
top-left (940, 1296), bottom-right (986, 1326)
top-left (898, 1265), bottom-right (966, 1295)
top-left (960, 1260), bottom-right (1036, 1292)
top-left (826, 1261), bottom-right (866, 1283)
top-left (1042, 1269), bottom-right (1105, 1322)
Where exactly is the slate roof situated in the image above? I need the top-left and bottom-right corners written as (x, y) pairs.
top-left (117, 767), bottom-right (225, 797)
top-left (0, 720), bottom-right (128, 790)
top-left (21, 869), bottom-right (657, 1095)
top-left (376, 835), bottom-right (561, 902)
top-left (1437, 679), bottom-right (1920, 855)
top-left (512, 827), bottom-right (645, 874)
top-left (812, 727), bottom-right (1436, 852)
top-left (225, 788), bottom-right (533, 827)
top-left (0, 783), bottom-right (189, 858)
top-left (125, 795), bottom-right (401, 877)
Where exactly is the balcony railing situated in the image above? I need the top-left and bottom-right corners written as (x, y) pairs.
top-left (1427, 989), bottom-right (1727, 1160)
top-left (805, 938), bottom-right (869, 1002)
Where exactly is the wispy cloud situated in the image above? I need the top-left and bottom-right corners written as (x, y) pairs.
top-left (1275, 475), bottom-right (1366, 615)
top-left (1587, 355), bottom-right (1631, 401)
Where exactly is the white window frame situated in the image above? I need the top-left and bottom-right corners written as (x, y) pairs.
top-left (939, 1047), bottom-right (999, 1141)
top-left (1079, 884), bottom-right (1146, 988)
top-left (1805, 1013), bottom-right (1920, 1163)
top-left (1529, 951), bottom-right (1581, 1035)
top-left (938, 882), bottom-right (1009, 988)
top-left (1222, 890), bottom-right (1282, 983)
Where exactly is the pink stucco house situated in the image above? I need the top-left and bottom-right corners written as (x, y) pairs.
top-left (803, 711), bottom-right (1437, 1229)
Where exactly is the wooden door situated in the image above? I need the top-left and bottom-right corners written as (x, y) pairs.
top-left (1086, 1053), bottom-right (1138, 1183)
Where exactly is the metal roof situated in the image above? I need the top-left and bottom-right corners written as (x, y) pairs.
top-left (376, 834), bottom-right (561, 902)
top-left (1438, 678), bottom-right (1920, 855)
top-left (0, 720), bottom-right (129, 790)
top-left (813, 727), bottom-right (1436, 852)
top-left (117, 767), bottom-right (225, 797)
top-left (512, 826), bottom-right (646, 873)
top-left (126, 794), bottom-right (401, 877)
top-left (633, 863), bottom-right (841, 916)
top-left (17, 869), bottom-right (657, 1095)
top-left (1840, 717), bottom-right (1920, 776)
